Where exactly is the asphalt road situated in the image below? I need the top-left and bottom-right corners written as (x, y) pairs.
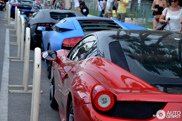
top-left (0, 10), bottom-right (60, 121)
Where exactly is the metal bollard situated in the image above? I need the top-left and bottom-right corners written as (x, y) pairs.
top-left (9, 27), bottom-right (33, 93)
top-left (15, 7), bottom-right (17, 30)
top-left (20, 16), bottom-right (25, 61)
top-left (22, 27), bottom-right (31, 92)
top-left (8, 4), bottom-right (10, 26)
top-left (30, 47), bottom-right (41, 121)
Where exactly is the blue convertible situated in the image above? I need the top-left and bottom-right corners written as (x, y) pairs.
top-left (42, 16), bottom-right (147, 79)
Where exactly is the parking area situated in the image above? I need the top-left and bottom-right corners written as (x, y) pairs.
top-left (0, 10), bottom-right (60, 121)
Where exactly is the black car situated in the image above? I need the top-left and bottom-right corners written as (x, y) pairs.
top-left (26, 9), bottom-right (84, 49)
top-left (10, 0), bottom-right (35, 18)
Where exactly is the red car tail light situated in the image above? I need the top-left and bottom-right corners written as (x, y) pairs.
top-left (62, 37), bottom-right (83, 47)
top-left (13, 5), bottom-right (19, 7)
top-left (92, 85), bottom-right (115, 111)
top-left (37, 23), bottom-right (54, 27)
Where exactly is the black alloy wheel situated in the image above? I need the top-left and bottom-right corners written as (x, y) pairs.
top-left (46, 45), bottom-right (52, 79)
top-left (41, 41), bottom-right (44, 52)
top-left (50, 77), bottom-right (58, 110)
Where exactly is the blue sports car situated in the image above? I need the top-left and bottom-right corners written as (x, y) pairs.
top-left (42, 17), bottom-right (147, 52)
top-left (42, 16), bottom-right (147, 79)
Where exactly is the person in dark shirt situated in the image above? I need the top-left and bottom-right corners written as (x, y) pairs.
top-left (151, 0), bottom-right (167, 30)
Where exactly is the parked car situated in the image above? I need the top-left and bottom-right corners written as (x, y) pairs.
top-left (42, 16), bottom-right (147, 79)
top-left (0, 0), bottom-right (5, 10)
top-left (42, 29), bottom-right (182, 121)
top-left (26, 9), bottom-right (84, 49)
top-left (10, 0), bottom-right (35, 18)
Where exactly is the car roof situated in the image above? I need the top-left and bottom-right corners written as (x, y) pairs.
top-left (64, 17), bottom-right (147, 30)
top-left (66, 16), bottom-right (115, 21)
top-left (40, 9), bottom-right (84, 16)
top-left (95, 29), bottom-right (181, 45)
top-left (92, 29), bottom-right (182, 85)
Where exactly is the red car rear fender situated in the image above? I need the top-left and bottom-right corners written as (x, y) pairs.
top-left (71, 71), bottom-right (99, 107)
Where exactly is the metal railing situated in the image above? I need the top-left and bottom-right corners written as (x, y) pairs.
top-left (127, 2), bottom-right (153, 24)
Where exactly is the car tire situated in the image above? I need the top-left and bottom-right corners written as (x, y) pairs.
top-left (47, 45), bottom-right (52, 79)
top-left (50, 77), bottom-right (58, 110)
top-left (30, 41), bottom-right (35, 50)
top-left (41, 41), bottom-right (44, 52)
top-left (68, 101), bottom-right (74, 121)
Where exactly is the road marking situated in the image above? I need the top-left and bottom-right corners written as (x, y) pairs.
top-left (0, 29), bottom-right (9, 121)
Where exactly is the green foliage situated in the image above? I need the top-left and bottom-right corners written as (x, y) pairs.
top-left (89, 9), bottom-right (99, 16)
top-left (139, 22), bottom-right (153, 29)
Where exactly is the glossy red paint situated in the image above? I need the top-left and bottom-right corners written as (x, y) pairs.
top-left (92, 85), bottom-right (115, 111)
top-left (51, 49), bottom-right (182, 121)
top-left (74, 103), bottom-right (182, 121)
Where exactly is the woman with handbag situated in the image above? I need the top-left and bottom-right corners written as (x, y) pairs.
top-left (159, 0), bottom-right (182, 32)
top-left (96, 0), bottom-right (106, 17)
top-left (151, 0), bottom-right (167, 30)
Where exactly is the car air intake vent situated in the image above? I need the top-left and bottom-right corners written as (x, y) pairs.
top-left (78, 20), bottom-right (122, 31)
top-left (154, 84), bottom-right (182, 94)
top-left (50, 12), bottom-right (76, 20)
top-left (95, 101), bottom-right (166, 120)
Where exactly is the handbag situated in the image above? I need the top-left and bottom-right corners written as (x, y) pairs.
top-left (98, 1), bottom-right (105, 14)
top-left (156, 8), bottom-right (169, 30)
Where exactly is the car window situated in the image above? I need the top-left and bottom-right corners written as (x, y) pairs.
top-left (68, 35), bottom-right (97, 61)
top-left (50, 12), bottom-right (76, 21)
top-left (52, 19), bottom-right (67, 31)
top-left (19, 0), bottom-right (33, 4)
top-left (29, 11), bottom-right (38, 18)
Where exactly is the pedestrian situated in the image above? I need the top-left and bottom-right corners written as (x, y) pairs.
top-left (54, 0), bottom-right (60, 9)
top-left (159, 0), bottom-right (182, 32)
top-left (104, 0), bottom-right (113, 18)
top-left (44, 0), bottom-right (48, 9)
top-left (73, 0), bottom-right (81, 13)
top-left (62, 0), bottom-right (72, 10)
top-left (50, 0), bottom-right (56, 9)
top-left (151, 0), bottom-right (167, 30)
top-left (114, 0), bottom-right (129, 22)
top-left (112, 1), bottom-right (117, 19)
top-left (96, 0), bottom-right (105, 17)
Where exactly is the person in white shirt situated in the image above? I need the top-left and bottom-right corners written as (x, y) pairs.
top-left (62, 0), bottom-right (72, 10)
top-left (73, 0), bottom-right (81, 13)
top-left (159, 0), bottom-right (182, 32)
top-left (96, 0), bottom-right (106, 17)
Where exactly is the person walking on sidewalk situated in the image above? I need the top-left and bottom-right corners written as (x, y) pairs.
top-left (62, 0), bottom-right (72, 10)
top-left (96, 0), bottom-right (106, 17)
top-left (159, 0), bottom-right (182, 32)
top-left (114, 0), bottom-right (129, 22)
top-left (151, 0), bottom-right (167, 30)
top-left (104, 0), bottom-right (113, 18)
top-left (73, 0), bottom-right (81, 13)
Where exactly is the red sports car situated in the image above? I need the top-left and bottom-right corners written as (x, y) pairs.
top-left (42, 30), bottom-right (182, 121)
